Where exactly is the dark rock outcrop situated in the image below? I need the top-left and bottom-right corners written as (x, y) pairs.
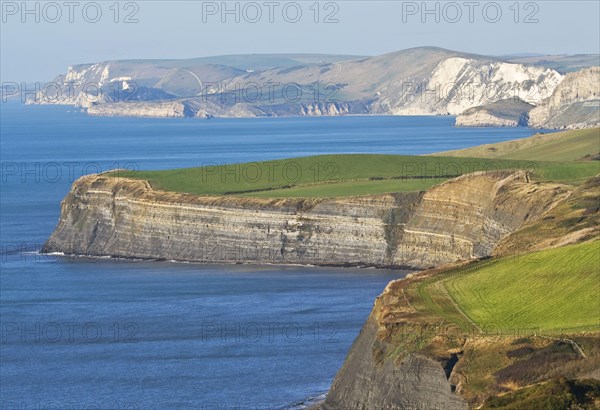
top-left (322, 311), bottom-right (468, 409)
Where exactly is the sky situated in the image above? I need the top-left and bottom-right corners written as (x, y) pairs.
top-left (1, 0), bottom-right (599, 82)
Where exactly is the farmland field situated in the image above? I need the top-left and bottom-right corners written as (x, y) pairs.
top-left (114, 152), bottom-right (599, 197)
top-left (419, 240), bottom-right (600, 334)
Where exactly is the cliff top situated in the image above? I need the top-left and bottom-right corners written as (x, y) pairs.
top-left (109, 151), bottom-right (599, 198)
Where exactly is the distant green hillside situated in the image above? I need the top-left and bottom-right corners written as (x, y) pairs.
top-left (90, 53), bottom-right (364, 72)
top-left (507, 53), bottom-right (600, 73)
top-left (114, 154), bottom-right (599, 197)
top-left (434, 128), bottom-right (600, 161)
top-left (168, 53), bottom-right (365, 71)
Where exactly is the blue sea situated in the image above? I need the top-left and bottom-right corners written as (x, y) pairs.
top-left (0, 102), bottom-right (551, 409)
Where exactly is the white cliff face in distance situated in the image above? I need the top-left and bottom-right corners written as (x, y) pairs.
top-left (529, 66), bottom-right (600, 129)
top-left (386, 58), bottom-right (562, 115)
top-left (27, 48), bottom-right (598, 128)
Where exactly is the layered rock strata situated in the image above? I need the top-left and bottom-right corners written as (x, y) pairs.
top-left (43, 171), bottom-right (568, 269)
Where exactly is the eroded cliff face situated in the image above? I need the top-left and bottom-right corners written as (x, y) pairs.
top-left (527, 67), bottom-right (600, 129)
top-left (322, 265), bottom-right (600, 409)
top-left (455, 111), bottom-right (521, 128)
top-left (85, 98), bottom-right (225, 118)
top-left (43, 170), bottom-right (568, 270)
top-left (385, 58), bottom-right (561, 116)
top-left (454, 98), bottom-right (533, 127)
top-left (87, 100), bottom-right (194, 118)
top-left (43, 175), bottom-right (414, 266)
top-left (454, 66), bottom-right (600, 128)
top-left (389, 171), bottom-right (568, 267)
top-left (25, 61), bottom-right (243, 107)
top-left (321, 296), bottom-right (468, 410)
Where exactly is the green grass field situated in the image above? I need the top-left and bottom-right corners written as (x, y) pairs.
top-left (110, 127), bottom-right (600, 197)
top-left (114, 153), bottom-right (599, 197)
top-left (240, 177), bottom-right (447, 197)
top-left (434, 128), bottom-right (600, 161)
top-left (420, 240), bottom-right (600, 334)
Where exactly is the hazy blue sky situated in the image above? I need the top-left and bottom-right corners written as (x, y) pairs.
top-left (1, 1), bottom-right (599, 81)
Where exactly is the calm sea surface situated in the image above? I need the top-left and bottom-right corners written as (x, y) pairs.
top-left (0, 102), bottom-right (551, 409)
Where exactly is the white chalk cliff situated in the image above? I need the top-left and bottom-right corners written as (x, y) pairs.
top-left (27, 48), bottom-right (598, 128)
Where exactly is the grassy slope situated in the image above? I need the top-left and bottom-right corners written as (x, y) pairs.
top-left (414, 130), bottom-right (600, 338)
top-left (433, 128), bottom-right (600, 161)
top-left (115, 153), bottom-right (598, 197)
top-left (383, 238), bottom-right (600, 405)
top-left (441, 240), bottom-right (600, 334)
top-left (412, 241), bottom-right (600, 335)
top-left (494, 175), bottom-right (600, 256)
top-left (481, 378), bottom-right (600, 409)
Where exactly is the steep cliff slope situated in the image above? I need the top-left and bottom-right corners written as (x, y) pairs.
top-left (454, 98), bottom-right (534, 127)
top-left (322, 309), bottom-right (469, 410)
top-left (322, 238), bottom-right (600, 409)
top-left (454, 67), bottom-right (600, 128)
top-left (380, 56), bottom-right (560, 115)
top-left (28, 61), bottom-right (246, 106)
top-left (43, 170), bottom-right (568, 270)
top-left (493, 174), bottom-right (600, 256)
top-left (528, 67), bottom-right (600, 129)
